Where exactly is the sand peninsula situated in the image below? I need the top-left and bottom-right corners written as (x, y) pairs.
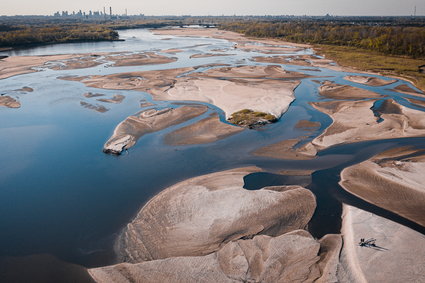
top-left (338, 205), bottom-right (425, 283)
top-left (340, 147), bottom-right (425, 227)
top-left (90, 167), bottom-right (342, 282)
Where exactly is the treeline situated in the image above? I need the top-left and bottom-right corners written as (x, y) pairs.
top-left (221, 21), bottom-right (425, 58)
top-left (0, 24), bottom-right (119, 47)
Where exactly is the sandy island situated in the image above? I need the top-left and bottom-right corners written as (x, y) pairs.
top-left (103, 105), bottom-right (207, 154)
top-left (89, 167), bottom-right (342, 283)
top-left (0, 96), bottom-right (21, 108)
top-left (80, 101), bottom-right (109, 113)
top-left (310, 98), bottom-right (425, 150)
top-left (344, 75), bottom-right (397, 86)
top-left (63, 65), bottom-right (303, 129)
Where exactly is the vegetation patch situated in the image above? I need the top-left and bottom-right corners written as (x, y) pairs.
top-left (316, 45), bottom-right (425, 92)
top-left (228, 109), bottom-right (277, 129)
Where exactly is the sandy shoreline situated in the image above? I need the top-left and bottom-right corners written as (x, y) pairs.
top-left (339, 147), bottom-right (425, 226)
top-left (338, 205), bottom-right (425, 283)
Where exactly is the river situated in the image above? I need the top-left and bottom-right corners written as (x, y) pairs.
top-left (0, 28), bottom-right (424, 272)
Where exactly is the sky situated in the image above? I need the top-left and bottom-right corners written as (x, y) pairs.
top-left (1, 0), bottom-right (424, 16)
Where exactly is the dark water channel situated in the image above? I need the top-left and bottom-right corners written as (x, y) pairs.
top-left (0, 28), bottom-right (425, 278)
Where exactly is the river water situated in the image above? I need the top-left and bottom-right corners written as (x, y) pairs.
top-left (0, 28), bottom-right (424, 271)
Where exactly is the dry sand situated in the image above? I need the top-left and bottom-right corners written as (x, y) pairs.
top-left (0, 54), bottom-right (76, 79)
top-left (161, 48), bottom-right (183, 54)
top-left (0, 96), bottom-right (20, 108)
top-left (340, 147), bottom-right (425, 226)
top-left (164, 113), bottom-right (243, 145)
top-left (253, 55), bottom-right (315, 66)
top-left (116, 167), bottom-right (316, 262)
top-left (319, 81), bottom-right (382, 99)
top-left (253, 138), bottom-right (317, 160)
top-left (338, 205), bottom-right (425, 283)
top-left (311, 98), bottom-right (425, 150)
top-left (192, 64), bottom-right (308, 80)
top-left (153, 28), bottom-right (310, 50)
top-left (69, 65), bottom-right (302, 121)
top-left (103, 105), bottom-right (207, 154)
top-left (90, 230), bottom-right (341, 283)
top-left (162, 77), bottom-right (300, 119)
top-left (253, 120), bottom-right (320, 160)
top-left (344, 75), bottom-right (397, 86)
top-left (105, 52), bottom-right (176, 67)
top-left (48, 54), bottom-right (104, 70)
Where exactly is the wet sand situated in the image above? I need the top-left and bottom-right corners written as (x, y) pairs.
top-left (0, 96), bottom-right (21, 108)
top-left (0, 54), bottom-right (76, 79)
top-left (391, 84), bottom-right (425, 97)
top-left (164, 114), bottom-right (243, 145)
top-left (80, 101), bottom-right (109, 113)
top-left (103, 105), bottom-right (208, 154)
top-left (319, 81), bottom-right (382, 99)
top-left (97, 94), bottom-right (125, 104)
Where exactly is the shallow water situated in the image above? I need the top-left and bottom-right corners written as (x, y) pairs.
top-left (0, 28), bottom-right (424, 270)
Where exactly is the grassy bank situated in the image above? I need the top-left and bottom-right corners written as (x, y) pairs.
top-left (315, 45), bottom-right (425, 91)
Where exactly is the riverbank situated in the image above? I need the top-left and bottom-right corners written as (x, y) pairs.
top-left (315, 45), bottom-right (425, 92)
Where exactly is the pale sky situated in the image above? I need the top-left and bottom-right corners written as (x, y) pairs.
top-left (1, 0), bottom-right (424, 16)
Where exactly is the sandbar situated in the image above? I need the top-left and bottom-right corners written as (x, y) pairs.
top-left (344, 75), bottom-right (397, 86)
top-left (319, 81), bottom-right (382, 99)
top-left (0, 96), bottom-right (20, 108)
top-left (97, 94), bottom-right (125, 104)
top-left (391, 84), bottom-right (425, 97)
top-left (164, 113), bottom-right (243, 145)
top-left (340, 147), bottom-right (425, 226)
top-left (0, 54), bottom-right (76, 79)
top-left (311, 98), bottom-right (425, 150)
top-left (103, 105), bottom-right (207, 154)
top-left (80, 101), bottom-right (108, 113)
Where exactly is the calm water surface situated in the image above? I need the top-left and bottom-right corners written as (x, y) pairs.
top-left (0, 29), bottom-right (424, 270)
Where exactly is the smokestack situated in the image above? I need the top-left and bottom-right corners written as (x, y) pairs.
top-left (103, 7), bottom-right (106, 19)
top-left (110, 6), bottom-right (112, 18)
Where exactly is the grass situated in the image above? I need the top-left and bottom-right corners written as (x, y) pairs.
top-left (315, 45), bottom-right (425, 92)
top-left (228, 109), bottom-right (277, 128)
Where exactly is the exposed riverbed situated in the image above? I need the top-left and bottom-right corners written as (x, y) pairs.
top-left (0, 28), bottom-right (424, 281)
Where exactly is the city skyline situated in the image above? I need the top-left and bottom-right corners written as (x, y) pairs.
top-left (1, 0), bottom-right (424, 16)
